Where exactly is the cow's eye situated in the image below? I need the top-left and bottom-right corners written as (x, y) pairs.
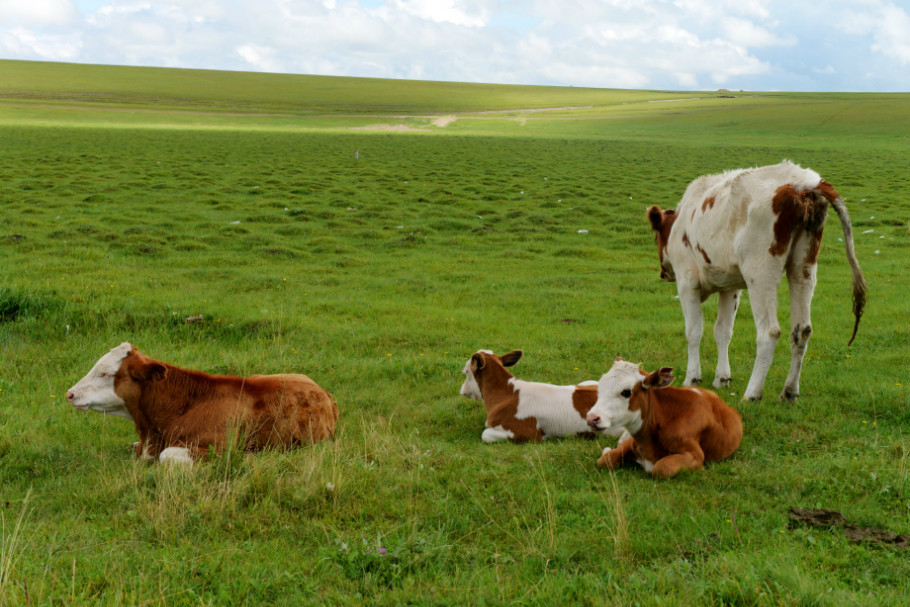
top-left (621, 389), bottom-right (632, 398)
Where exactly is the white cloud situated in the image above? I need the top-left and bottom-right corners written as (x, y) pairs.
top-left (237, 43), bottom-right (283, 72)
top-left (393, 0), bottom-right (491, 27)
top-left (836, 2), bottom-right (910, 65)
top-left (870, 4), bottom-right (910, 64)
top-left (720, 17), bottom-right (795, 47)
top-left (0, 26), bottom-right (80, 59)
top-left (0, 0), bottom-right (905, 91)
top-left (0, 0), bottom-right (79, 27)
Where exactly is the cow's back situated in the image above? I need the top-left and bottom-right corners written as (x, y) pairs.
top-left (651, 387), bottom-right (742, 463)
top-left (701, 395), bottom-right (743, 462)
top-left (670, 162), bottom-right (826, 290)
top-left (242, 374), bottom-right (338, 446)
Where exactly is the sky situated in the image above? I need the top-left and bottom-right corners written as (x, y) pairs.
top-left (0, 0), bottom-right (908, 92)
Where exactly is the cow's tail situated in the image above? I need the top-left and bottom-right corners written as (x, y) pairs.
top-left (828, 195), bottom-right (866, 345)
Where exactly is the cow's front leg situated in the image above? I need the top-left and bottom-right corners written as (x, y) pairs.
top-left (678, 286), bottom-right (704, 386)
top-left (133, 440), bottom-right (155, 462)
top-left (652, 442), bottom-right (704, 479)
top-left (597, 436), bottom-right (636, 469)
top-left (481, 426), bottom-right (514, 443)
top-left (713, 290), bottom-right (740, 387)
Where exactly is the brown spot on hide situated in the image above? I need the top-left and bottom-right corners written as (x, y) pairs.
top-left (701, 196), bottom-right (716, 212)
top-left (696, 244), bottom-right (712, 265)
top-left (815, 180), bottom-right (840, 203)
top-left (682, 232), bottom-right (691, 248)
top-left (475, 353), bottom-right (543, 442)
top-left (572, 383), bottom-right (598, 418)
top-left (769, 184), bottom-right (828, 257)
top-left (805, 228), bottom-right (824, 265)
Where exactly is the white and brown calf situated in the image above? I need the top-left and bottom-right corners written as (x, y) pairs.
top-left (648, 161), bottom-right (866, 401)
top-left (587, 359), bottom-right (742, 479)
top-left (460, 349), bottom-right (625, 443)
top-left (67, 342), bottom-right (339, 463)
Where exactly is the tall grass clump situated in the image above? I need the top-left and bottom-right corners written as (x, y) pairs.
top-left (0, 489), bottom-right (33, 607)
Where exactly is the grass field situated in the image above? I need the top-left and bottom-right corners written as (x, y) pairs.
top-left (1, 60), bottom-right (909, 606)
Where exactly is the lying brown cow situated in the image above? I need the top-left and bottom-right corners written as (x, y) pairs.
top-left (66, 342), bottom-right (339, 463)
top-left (586, 358), bottom-right (742, 478)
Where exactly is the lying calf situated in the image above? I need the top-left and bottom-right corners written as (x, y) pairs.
top-left (67, 342), bottom-right (339, 463)
top-left (586, 358), bottom-right (742, 478)
top-left (460, 349), bottom-right (625, 443)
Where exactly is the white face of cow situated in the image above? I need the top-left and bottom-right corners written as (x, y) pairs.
top-left (586, 360), bottom-right (645, 435)
top-left (460, 349), bottom-right (493, 401)
top-left (66, 342), bottom-right (134, 420)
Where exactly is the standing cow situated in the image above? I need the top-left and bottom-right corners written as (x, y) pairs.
top-left (648, 161), bottom-right (866, 401)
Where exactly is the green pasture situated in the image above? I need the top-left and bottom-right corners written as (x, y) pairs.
top-left (1, 60), bottom-right (909, 606)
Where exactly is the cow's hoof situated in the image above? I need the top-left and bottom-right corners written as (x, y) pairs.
top-left (714, 377), bottom-right (732, 388)
top-left (685, 377), bottom-right (702, 386)
top-left (779, 389), bottom-right (799, 402)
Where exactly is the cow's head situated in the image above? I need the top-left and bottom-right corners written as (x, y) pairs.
top-left (648, 205), bottom-right (677, 282)
top-left (586, 358), bottom-right (673, 435)
top-left (66, 342), bottom-right (166, 419)
top-left (460, 349), bottom-right (522, 401)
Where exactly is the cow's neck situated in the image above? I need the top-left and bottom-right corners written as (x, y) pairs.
top-left (132, 364), bottom-right (221, 427)
top-left (479, 365), bottom-right (517, 412)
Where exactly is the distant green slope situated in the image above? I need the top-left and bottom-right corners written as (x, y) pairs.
top-left (0, 58), bottom-right (704, 114)
top-left (1, 59), bottom-right (908, 150)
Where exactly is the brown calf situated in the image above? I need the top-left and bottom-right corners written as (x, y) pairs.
top-left (67, 342), bottom-right (338, 462)
top-left (586, 359), bottom-right (742, 478)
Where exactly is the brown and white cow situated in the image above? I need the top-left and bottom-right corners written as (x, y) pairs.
top-left (460, 349), bottom-right (627, 443)
top-left (67, 342), bottom-right (339, 463)
top-left (648, 161), bottom-right (866, 401)
top-left (587, 359), bottom-right (742, 479)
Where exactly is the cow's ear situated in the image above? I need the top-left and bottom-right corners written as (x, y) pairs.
top-left (470, 353), bottom-right (486, 373)
top-left (131, 361), bottom-right (167, 382)
top-left (643, 367), bottom-right (674, 389)
top-left (648, 206), bottom-right (663, 232)
top-left (501, 350), bottom-right (523, 367)
top-left (615, 356), bottom-right (625, 362)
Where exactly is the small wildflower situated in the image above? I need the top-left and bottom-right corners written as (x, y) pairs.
top-left (378, 547), bottom-right (387, 556)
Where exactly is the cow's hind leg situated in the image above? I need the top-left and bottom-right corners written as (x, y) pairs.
top-left (713, 290), bottom-right (740, 388)
top-left (742, 267), bottom-right (785, 401)
top-left (781, 252), bottom-right (818, 401)
top-left (679, 285), bottom-right (704, 386)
